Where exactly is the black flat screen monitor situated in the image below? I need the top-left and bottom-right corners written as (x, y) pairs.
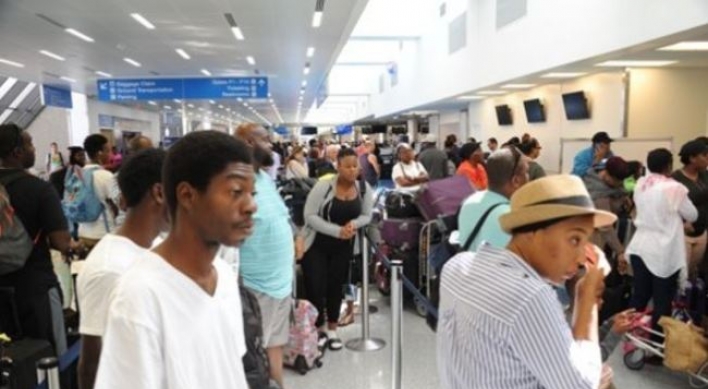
top-left (562, 91), bottom-right (590, 120)
top-left (523, 99), bottom-right (546, 123)
top-left (495, 105), bottom-right (513, 126)
top-left (371, 124), bottom-right (387, 133)
top-left (301, 126), bottom-right (317, 135)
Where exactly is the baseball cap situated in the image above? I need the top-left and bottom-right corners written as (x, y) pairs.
top-left (591, 132), bottom-right (613, 144)
top-left (679, 139), bottom-right (708, 158)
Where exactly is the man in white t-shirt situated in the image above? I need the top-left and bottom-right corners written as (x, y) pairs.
top-left (392, 143), bottom-right (429, 191)
top-left (77, 149), bottom-right (167, 389)
top-left (94, 131), bottom-right (257, 389)
top-left (78, 134), bottom-right (117, 248)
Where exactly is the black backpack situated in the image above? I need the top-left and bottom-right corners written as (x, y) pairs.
top-left (239, 284), bottom-right (271, 389)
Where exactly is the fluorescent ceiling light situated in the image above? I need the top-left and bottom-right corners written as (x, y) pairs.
top-left (95, 71), bottom-right (112, 77)
top-left (188, 103), bottom-right (195, 108)
top-left (658, 41), bottom-right (708, 51)
top-left (0, 58), bottom-right (25, 68)
top-left (218, 104), bottom-right (223, 108)
top-left (457, 95), bottom-right (483, 100)
top-left (131, 13), bottom-right (156, 30)
top-left (148, 101), bottom-right (157, 106)
top-left (201, 69), bottom-right (212, 76)
top-left (306, 47), bottom-right (315, 58)
top-left (173, 99), bottom-right (181, 103)
top-left (303, 66), bottom-right (310, 75)
top-left (300, 89), bottom-right (305, 95)
top-left (541, 72), bottom-right (587, 79)
top-left (595, 60), bottom-right (677, 67)
top-left (163, 105), bottom-right (172, 110)
top-left (39, 50), bottom-right (65, 61)
top-left (175, 49), bottom-right (190, 60)
top-left (312, 11), bottom-right (323, 28)
top-left (246, 56), bottom-right (255, 65)
top-left (237, 97), bottom-right (243, 102)
top-left (124, 58), bottom-right (141, 67)
top-left (65, 28), bottom-right (94, 43)
top-left (477, 90), bottom-right (505, 95)
top-left (502, 84), bottom-right (536, 89)
top-left (231, 27), bottom-right (245, 41)
top-left (60, 76), bottom-right (76, 83)
top-left (301, 80), bottom-right (307, 87)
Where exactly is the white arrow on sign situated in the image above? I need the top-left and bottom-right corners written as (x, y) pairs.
top-left (258, 79), bottom-right (265, 87)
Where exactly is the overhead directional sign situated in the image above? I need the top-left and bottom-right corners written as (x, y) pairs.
top-left (42, 84), bottom-right (73, 108)
top-left (97, 77), bottom-right (268, 101)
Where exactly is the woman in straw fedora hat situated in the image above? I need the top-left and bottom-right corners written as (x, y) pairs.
top-left (437, 175), bottom-right (616, 389)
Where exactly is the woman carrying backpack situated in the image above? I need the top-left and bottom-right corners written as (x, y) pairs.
top-left (299, 148), bottom-right (373, 350)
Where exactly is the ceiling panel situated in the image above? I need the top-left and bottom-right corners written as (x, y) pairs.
top-left (0, 0), bottom-right (369, 123)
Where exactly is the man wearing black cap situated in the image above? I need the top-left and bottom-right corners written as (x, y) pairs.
top-left (572, 132), bottom-right (614, 177)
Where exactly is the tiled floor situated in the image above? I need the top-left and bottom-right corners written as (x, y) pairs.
top-left (283, 290), bottom-right (702, 389)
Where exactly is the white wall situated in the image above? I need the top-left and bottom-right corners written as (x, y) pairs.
top-left (367, 0), bottom-right (708, 118)
top-left (25, 107), bottom-right (71, 172)
top-left (468, 72), bottom-right (625, 173)
top-left (86, 99), bottom-right (161, 145)
top-left (627, 68), bottom-right (708, 159)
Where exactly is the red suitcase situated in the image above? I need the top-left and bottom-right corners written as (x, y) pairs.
top-left (415, 176), bottom-right (475, 221)
top-left (380, 218), bottom-right (422, 252)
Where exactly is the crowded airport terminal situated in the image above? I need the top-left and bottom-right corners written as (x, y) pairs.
top-left (2, 0), bottom-right (708, 388)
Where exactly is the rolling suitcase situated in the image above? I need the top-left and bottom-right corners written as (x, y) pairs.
top-left (384, 190), bottom-right (421, 219)
top-left (415, 175), bottom-right (474, 221)
top-left (380, 218), bottom-right (422, 251)
top-left (283, 300), bottom-right (324, 375)
top-left (1, 338), bottom-right (54, 389)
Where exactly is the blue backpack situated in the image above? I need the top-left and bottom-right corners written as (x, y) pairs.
top-left (62, 166), bottom-right (106, 225)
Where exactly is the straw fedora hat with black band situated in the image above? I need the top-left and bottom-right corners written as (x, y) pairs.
top-left (499, 175), bottom-right (617, 233)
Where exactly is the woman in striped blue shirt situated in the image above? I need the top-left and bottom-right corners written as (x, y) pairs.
top-left (438, 175), bottom-right (615, 389)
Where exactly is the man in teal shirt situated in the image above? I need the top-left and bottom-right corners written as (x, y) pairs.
top-left (236, 123), bottom-right (302, 388)
top-left (571, 132), bottom-right (614, 177)
top-left (458, 147), bottom-right (529, 251)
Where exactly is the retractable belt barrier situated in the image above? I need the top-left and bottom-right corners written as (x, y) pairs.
top-left (364, 232), bottom-right (439, 320)
top-left (34, 339), bottom-right (81, 389)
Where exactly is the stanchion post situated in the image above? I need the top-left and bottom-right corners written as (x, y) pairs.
top-left (390, 259), bottom-right (403, 389)
top-left (346, 231), bottom-right (386, 352)
top-left (36, 357), bottom-right (60, 389)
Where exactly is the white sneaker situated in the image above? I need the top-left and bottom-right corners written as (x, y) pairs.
top-left (326, 330), bottom-right (343, 350)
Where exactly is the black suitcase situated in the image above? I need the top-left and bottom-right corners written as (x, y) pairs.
top-left (2, 339), bottom-right (54, 389)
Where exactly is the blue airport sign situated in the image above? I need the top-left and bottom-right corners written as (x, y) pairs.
top-left (42, 84), bottom-right (73, 108)
top-left (97, 77), bottom-right (268, 101)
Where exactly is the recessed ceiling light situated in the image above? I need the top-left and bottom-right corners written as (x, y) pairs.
top-left (237, 97), bottom-right (243, 102)
top-left (39, 50), bottom-right (65, 61)
top-left (246, 56), bottom-right (255, 65)
top-left (95, 71), bottom-right (112, 77)
top-left (173, 99), bottom-right (181, 103)
top-left (65, 28), bottom-right (94, 43)
top-left (301, 80), bottom-right (307, 87)
top-left (231, 26), bottom-right (245, 41)
top-left (457, 95), bottom-right (483, 100)
top-left (502, 84), bottom-right (536, 89)
top-left (163, 105), bottom-right (172, 110)
top-left (0, 58), bottom-right (25, 68)
top-left (477, 90), bottom-right (505, 95)
top-left (175, 49), bottom-right (190, 60)
top-left (541, 72), bottom-right (587, 79)
top-left (188, 103), bottom-right (195, 108)
top-left (148, 101), bottom-right (157, 106)
top-left (124, 58), bottom-right (141, 67)
top-left (312, 11), bottom-right (323, 28)
top-left (300, 90), bottom-right (305, 95)
top-left (201, 69), bottom-right (212, 76)
top-left (60, 76), bottom-right (76, 83)
top-left (595, 60), bottom-right (677, 67)
top-left (306, 47), bottom-right (315, 58)
top-left (218, 104), bottom-right (224, 108)
top-left (131, 13), bottom-right (156, 30)
top-left (303, 66), bottom-right (311, 75)
top-left (658, 41), bottom-right (708, 51)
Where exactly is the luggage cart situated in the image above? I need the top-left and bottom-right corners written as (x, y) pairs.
top-left (623, 311), bottom-right (708, 388)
